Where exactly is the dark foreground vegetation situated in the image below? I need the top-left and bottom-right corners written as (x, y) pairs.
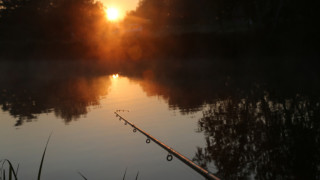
top-left (1, 135), bottom-right (139, 180)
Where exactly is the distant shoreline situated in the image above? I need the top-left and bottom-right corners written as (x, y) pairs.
top-left (1, 30), bottom-right (318, 62)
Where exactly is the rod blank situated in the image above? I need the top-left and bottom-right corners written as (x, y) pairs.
top-left (114, 112), bottom-right (220, 180)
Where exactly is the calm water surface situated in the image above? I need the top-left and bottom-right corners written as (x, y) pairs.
top-left (1, 60), bottom-right (319, 179)
top-left (0, 74), bottom-right (209, 180)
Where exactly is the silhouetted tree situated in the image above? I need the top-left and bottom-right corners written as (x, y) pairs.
top-left (128, 0), bottom-right (319, 33)
top-left (0, 0), bottom-right (109, 59)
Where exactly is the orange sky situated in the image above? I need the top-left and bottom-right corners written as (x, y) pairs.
top-left (101, 0), bottom-right (139, 19)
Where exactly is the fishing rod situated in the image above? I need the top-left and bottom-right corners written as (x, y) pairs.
top-left (114, 111), bottom-right (220, 180)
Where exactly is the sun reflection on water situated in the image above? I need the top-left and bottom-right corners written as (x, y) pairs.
top-left (112, 74), bottom-right (119, 79)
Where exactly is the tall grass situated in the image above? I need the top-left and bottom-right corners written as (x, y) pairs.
top-left (1, 134), bottom-right (140, 180)
top-left (122, 168), bottom-right (140, 180)
top-left (37, 133), bottom-right (52, 180)
top-left (0, 134), bottom-right (51, 180)
top-left (78, 171), bottom-right (88, 180)
top-left (0, 159), bottom-right (19, 180)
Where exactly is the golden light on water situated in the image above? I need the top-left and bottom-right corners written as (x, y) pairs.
top-left (106, 7), bottom-right (119, 21)
top-left (112, 74), bottom-right (119, 79)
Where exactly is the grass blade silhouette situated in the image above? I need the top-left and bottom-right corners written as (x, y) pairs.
top-left (135, 171), bottom-right (139, 180)
top-left (122, 168), bottom-right (127, 180)
top-left (78, 171), bottom-right (88, 180)
top-left (0, 160), bottom-right (18, 180)
top-left (37, 133), bottom-right (52, 180)
top-left (15, 164), bottom-right (19, 177)
top-left (8, 166), bottom-right (12, 180)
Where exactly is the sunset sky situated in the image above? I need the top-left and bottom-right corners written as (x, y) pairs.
top-left (101, 0), bottom-right (139, 19)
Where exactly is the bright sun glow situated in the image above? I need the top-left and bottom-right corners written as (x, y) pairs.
top-left (112, 74), bottom-right (119, 79)
top-left (106, 7), bottom-right (119, 21)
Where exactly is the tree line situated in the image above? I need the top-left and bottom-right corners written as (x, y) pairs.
top-left (1, 0), bottom-right (318, 41)
top-left (0, 0), bottom-right (109, 59)
top-left (0, 0), bottom-right (318, 60)
top-left (0, 0), bottom-right (107, 42)
top-left (129, 0), bottom-right (319, 33)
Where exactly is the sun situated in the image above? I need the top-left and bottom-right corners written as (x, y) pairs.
top-left (106, 7), bottom-right (119, 21)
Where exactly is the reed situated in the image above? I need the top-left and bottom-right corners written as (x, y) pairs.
top-left (1, 135), bottom-right (139, 180)
top-left (0, 134), bottom-right (51, 180)
top-left (37, 133), bottom-right (52, 180)
top-left (0, 159), bottom-right (19, 180)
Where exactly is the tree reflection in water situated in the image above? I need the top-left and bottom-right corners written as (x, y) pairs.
top-left (134, 77), bottom-right (211, 114)
top-left (0, 76), bottom-right (110, 126)
top-left (194, 88), bottom-right (320, 179)
top-left (129, 68), bottom-right (320, 179)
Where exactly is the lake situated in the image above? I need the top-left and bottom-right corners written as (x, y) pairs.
top-left (0, 59), bottom-right (319, 179)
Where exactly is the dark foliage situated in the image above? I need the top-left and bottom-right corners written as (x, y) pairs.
top-left (1, 0), bottom-right (319, 60)
top-left (0, 0), bottom-right (108, 60)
